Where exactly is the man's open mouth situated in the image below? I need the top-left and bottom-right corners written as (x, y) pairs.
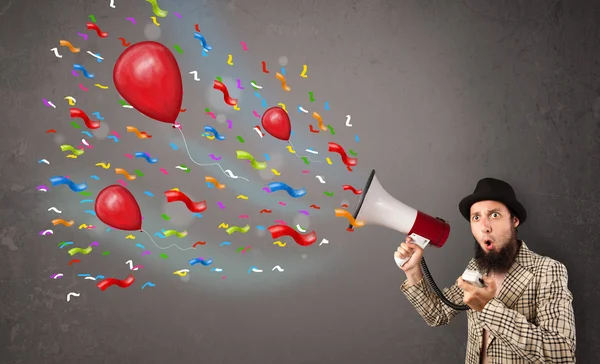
top-left (484, 239), bottom-right (494, 250)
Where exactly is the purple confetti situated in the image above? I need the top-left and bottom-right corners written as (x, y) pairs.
top-left (89, 241), bottom-right (99, 247)
top-left (173, 12), bottom-right (182, 18)
top-left (71, 70), bottom-right (79, 77)
top-left (77, 32), bottom-right (88, 40)
top-left (299, 210), bottom-right (309, 215)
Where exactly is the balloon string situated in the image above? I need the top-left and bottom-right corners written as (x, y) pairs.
top-left (175, 127), bottom-right (250, 182)
top-left (288, 141), bottom-right (321, 163)
top-left (141, 229), bottom-right (196, 251)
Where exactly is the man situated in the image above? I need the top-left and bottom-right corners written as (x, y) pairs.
top-left (396, 177), bottom-right (576, 363)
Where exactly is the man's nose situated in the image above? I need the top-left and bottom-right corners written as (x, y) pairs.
top-left (480, 220), bottom-right (491, 233)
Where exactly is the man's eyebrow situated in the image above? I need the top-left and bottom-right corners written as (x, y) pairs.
top-left (471, 208), bottom-right (502, 216)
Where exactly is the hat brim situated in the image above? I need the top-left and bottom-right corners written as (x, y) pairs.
top-left (459, 193), bottom-right (527, 225)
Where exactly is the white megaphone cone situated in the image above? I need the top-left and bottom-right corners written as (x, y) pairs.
top-left (349, 169), bottom-right (451, 268)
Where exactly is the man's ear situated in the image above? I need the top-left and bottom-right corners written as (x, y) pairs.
top-left (513, 216), bottom-right (520, 228)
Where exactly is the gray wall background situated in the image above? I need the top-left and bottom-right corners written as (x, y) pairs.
top-left (1, 0), bottom-right (599, 363)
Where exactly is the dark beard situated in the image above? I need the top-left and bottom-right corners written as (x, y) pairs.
top-left (473, 234), bottom-right (522, 274)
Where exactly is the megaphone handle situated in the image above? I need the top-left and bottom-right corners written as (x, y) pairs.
top-left (395, 234), bottom-right (430, 268)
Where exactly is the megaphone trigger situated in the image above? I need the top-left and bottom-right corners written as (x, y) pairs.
top-left (394, 234), bottom-right (430, 268)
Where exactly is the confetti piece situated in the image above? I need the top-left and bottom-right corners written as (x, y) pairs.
top-left (236, 150), bottom-right (267, 170)
top-left (312, 112), bottom-right (327, 132)
top-left (60, 144), bottom-right (84, 157)
top-left (68, 246), bottom-right (93, 256)
top-left (326, 157), bottom-right (332, 165)
top-left (173, 44), bottom-right (183, 54)
top-left (150, 16), bottom-right (160, 26)
top-left (115, 168), bottom-right (136, 180)
top-left (226, 224), bottom-right (251, 235)
top-left (275, 72), bottom-right (291, 91)
top-left (205, 176), bottom-right (226, 189)
top-left (52, 219), bottom-right (74, 227)
top-left (96, 274), bottom-right (135, 291)
top-left (267, 182), bottom-right (306, 198)
top-left (49, 176), bottom-right (88, 192)
top-left (146, 0), bottom-right (168, 17)
top-left (268, 225), bottom-right (317, 247)
top-left (328, 142), bottom-right (358, 167)
top-left (342, 185), bottom-right (363, 194)
top-left (66, 292), bottom-right (80, 302)
top-left (271, 169), bottom-right (281, 176)
top-left (59, 40), bottom-right (80, 53)
top-left (175, 164), bottom-right (190, 172)
top-left (163, 230), bottom-right (188, 238)
top-left (335, 208), bottom-right (365, 227)
top-left (300, 64), bottom-right (308, 78)
top-left (164, 190), bottom-right (208, 213)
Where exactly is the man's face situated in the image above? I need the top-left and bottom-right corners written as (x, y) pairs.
top-left (470, 200), bottom-right (520, 273)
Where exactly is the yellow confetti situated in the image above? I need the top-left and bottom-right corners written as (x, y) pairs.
top-left (271, 169), bottom-right (281, 176)
top-left (218, 223), bottom-right (229, 229)
top-left (125, 235), bottom-right (136, 239)
top-left (277, 103), bottom-right (286, 111)
top-left (286, 145), bottom-right (296, 154)
top-left (151, 16), bottom-right (160, 26)
top-left (227, 54), bottom-right (234, 66)
top-left (233, 104), bottom-right (240, 110)
top-left (95, 162), bottom-right (110, 169)
top-left (300, 64), bottom-right (308, 78)
top-left (78, 224), bottom-right (88, 229)
top-left (94, 84), bottom-right (109, 89)
top-left (273, 241), bottom-right (287, 247)
top-left (170, 188), bottom-right (179, 191)
top-left (236, 195), bottom-right (248, 199)
top-left (66, 154), bottom-right (78, 158)
top-left (64, 96), bottom-right (76, 105)
top-left (173, 269), bottom-right (189, 277)
top-left (326, 157), bottom-right (332, 165)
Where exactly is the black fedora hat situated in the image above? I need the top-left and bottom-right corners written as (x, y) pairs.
top-left (459, 177), bottom-right (527, 225)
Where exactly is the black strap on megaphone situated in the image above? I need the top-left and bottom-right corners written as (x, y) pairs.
top-left (419, 256), bottom-right (470, 311)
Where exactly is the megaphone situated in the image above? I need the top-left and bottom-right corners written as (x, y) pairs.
top-left (350, 169), bottom-right (451, 268)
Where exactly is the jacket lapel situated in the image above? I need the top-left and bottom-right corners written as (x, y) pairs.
top-left (484, 241), bottom-right (535, 351)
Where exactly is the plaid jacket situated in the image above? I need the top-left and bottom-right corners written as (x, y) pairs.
top-left (400, 241), bottom-right (576, 363)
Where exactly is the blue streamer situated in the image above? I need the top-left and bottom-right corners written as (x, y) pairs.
top-left (134, 152), bottom-right (158, 164)
top-left (189, 257), bottom-right (213, 266)
top-left (73, 64), bottom-right (94, 78)
top-left (193, 32), bottom-right (212, 52)
top-left (49, 176), bottom-right (88, 192)
top-left (204, 126), bottom-right (225, 140)
top-left (267, 182), bottom-right (307, 198)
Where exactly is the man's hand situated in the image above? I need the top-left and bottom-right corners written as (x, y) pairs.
top-left (456, 274), bottom-right (497, 312)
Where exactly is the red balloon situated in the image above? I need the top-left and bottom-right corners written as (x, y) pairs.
top-left (261, 107), bottom-right (291, 141)
top-left (95, 185), bottom-right (142, 231)
top-left (113, 41), bottom-right (183, 124)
